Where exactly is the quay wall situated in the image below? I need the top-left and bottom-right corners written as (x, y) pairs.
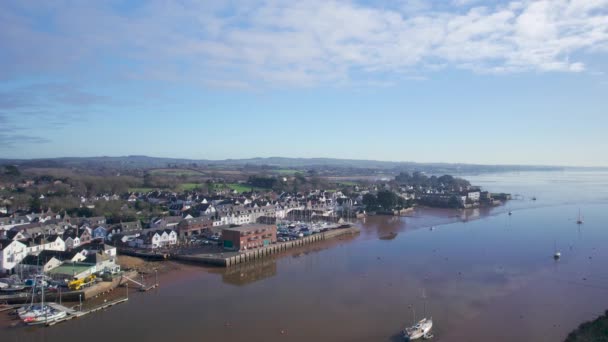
top-left (175, 226), bottom-right (360, 268)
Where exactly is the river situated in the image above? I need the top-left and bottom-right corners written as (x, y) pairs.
top-left (2, 170), bottom-right (608, 341)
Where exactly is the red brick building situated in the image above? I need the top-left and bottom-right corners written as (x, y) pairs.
top-left (177, 217), bottom-right (212, 237)
top-left (221, 224), bottom-right (277, 251)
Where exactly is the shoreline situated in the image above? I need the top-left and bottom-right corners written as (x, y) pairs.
top-left (565, 310), bottom-right (608, 342)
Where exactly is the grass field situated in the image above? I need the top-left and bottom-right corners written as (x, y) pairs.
top-left (275, 169), bottom-right (300, 175)
top-left (336, 181), bottom-right (358, 186)
top-left (178, 183), bottom-right (201, 191)
top-left (128, 187), bottom-right (157, 193)
top-left (149, 168), bottom-right (203, 176)
top-left (212, 183), bottom-right (270, 193)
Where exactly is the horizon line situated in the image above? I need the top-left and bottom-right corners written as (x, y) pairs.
top-left (1, 155), bottom-right (607, 169)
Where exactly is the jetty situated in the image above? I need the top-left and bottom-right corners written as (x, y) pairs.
top-left (44, 298), bottom-right (129, 326)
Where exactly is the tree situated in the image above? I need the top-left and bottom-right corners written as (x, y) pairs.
top-left (4, 165), bottom-right (20, 176)
top-left (377, 190), bottom-right (398, 211)
top-left (448, 195), bottom-right (462, 208)
top-left (362, 193), bottom-right (378, 211)
top-left (29, 197), bottom-right (42, 212)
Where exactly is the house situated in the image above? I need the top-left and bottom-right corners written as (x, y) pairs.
top-left (150, 216), bottom-right (182, 229)
top-left (81, 242), bottom-right (116, 258)
top-left (108, 232), bottom-right (141, 245)
top-left (25, 235), bottom-right (66, 254)
top-left (221, 224), bottom-right (277, 251)
top-left (63, 230), bottom-right (81, 250)
top-left (16, 254), bottom-right (63, 274)
top-left (176, 217), bottom-right (211, 237)
top-left (78, 227), bottom-right (93, 245)
top-left (130, 229), bottom-right (177, 249)
top-left (0, 239), bottom-right (28, 274)
top-left (46, 235), bottom-right (67, 252)
top-left (113, 221), bottom-right (142, 234)
top-left (92, 226), bottom-right (108, 240)
top-left (466, 191), bottom-right (481, 202)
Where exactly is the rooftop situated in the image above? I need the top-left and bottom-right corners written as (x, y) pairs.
top-left (47, 263), bottom-right (95, 277)
top-left (223, 224), bottom-right (276, 233)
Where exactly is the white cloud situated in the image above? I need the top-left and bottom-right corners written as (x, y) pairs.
top-left (1, 0), bottom-right (607, 87)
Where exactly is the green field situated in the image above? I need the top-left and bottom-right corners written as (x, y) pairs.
top-left (178, 183), bottom-right (201, 191)
top-left (275, 169), bottom-right (300, 175)
top-left (336, 181), bottom-right (358, 186)
top-left (128, 187), bottom-right (157, 193)
top-left (212, 183), bottom-right (270, 193)
top-left (149, 168), bottom-right (203, 176)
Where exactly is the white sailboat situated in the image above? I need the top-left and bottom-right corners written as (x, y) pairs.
top-left (553, 241), bottom-right (561, 260)
top-left (576, 209), bottom-right (584, 225)
top-left (404, 318), bottom-right (433, 340)
top-left (20, 275), bottom-right (67, 325)
top-left (404, 289), bottom-right (433, 340)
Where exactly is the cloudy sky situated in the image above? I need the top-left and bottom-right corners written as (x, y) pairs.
top-left (1, 0), bottom-right (607, 166)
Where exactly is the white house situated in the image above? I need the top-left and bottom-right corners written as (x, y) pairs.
top-left (0, 240), bottom-right (28, 274)
top-left (467, 191), bottom-right (481, 202)
top-left (130, 229), bottom-right (177, 249)
top-left (46, 235), bottom-right (66, 251)
top-left (158, 229), bottom-right (177, 247)
top-left (25, 235), bottom-right (66, 255)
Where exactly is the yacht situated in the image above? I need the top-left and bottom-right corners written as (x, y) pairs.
top-left (404, 318), bottom-right (433, 340)
top-left (23, 309), bottom-right (67, 325)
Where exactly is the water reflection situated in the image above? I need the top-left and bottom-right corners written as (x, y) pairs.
top-left (220, 259), bottom-right (277, 286)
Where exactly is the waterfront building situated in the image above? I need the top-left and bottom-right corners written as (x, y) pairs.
top-left (0, 239), bottom-right (27, 274)
top-left (221, 224), bottom-right (277, 251)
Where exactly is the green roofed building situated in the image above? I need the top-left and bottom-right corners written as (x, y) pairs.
top-left (47, 262), bottom-right (96, 280)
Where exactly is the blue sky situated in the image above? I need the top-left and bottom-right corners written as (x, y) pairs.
top-left (0, 0), bottom-right (607, 166)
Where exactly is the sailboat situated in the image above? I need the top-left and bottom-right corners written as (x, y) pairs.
top-left (19, 275), bottom-right (67, 325)
top-left (576, 209), bottom-right (584, 225)
top-left (553, 241), bottom-right (561, 260)
top-left (404, 289), bottom-right (433, 340)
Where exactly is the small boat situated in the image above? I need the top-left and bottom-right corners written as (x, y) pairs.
top-left (508, 211), bottom-right (512, 216)
top-left (0, 284), bottom-right (26, 292)
top-left (576, 209), bottom-right (584, 225)
top-left (404, 318), bottom-right (433, 340)
top-left (23, 309), bottom-right (67, 325)
top-left (554, 252), bottom-right (561, 260)
top-left (532, 196), bottom-right (537, 201)
top-left (19, 305), bottom-right (52, 320)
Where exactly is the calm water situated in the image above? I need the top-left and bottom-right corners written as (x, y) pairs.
top-left (3, 171), bottom-right (608, 342)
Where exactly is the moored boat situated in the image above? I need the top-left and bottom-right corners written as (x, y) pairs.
top-left (22, 309), bottom-right (67, 325)
top-left (404, 318), bottom-right (433, 340)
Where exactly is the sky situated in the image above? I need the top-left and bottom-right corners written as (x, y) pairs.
top-left (0, 0), bottom-right (607, 166)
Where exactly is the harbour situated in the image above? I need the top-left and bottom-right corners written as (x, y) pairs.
top-left (1, 171), bottom-right (608, 341)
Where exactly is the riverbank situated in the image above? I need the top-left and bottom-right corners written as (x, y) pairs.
top-left (565, 310), bottom-right (608, 342)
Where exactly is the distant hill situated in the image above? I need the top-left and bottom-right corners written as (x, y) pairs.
top-left (0, 155), bottom-right (570, 174)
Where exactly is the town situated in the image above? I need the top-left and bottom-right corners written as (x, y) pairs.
top-left (1, 164), bottom-right (510, 277)
top-left (0, 162), bottom-right (512, 325)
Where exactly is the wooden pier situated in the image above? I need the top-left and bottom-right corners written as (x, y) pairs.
top-left (45, 298), bottom-right (129, 326)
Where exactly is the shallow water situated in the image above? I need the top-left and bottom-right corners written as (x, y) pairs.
top-left (2, 171), bottom-right (608, 341)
